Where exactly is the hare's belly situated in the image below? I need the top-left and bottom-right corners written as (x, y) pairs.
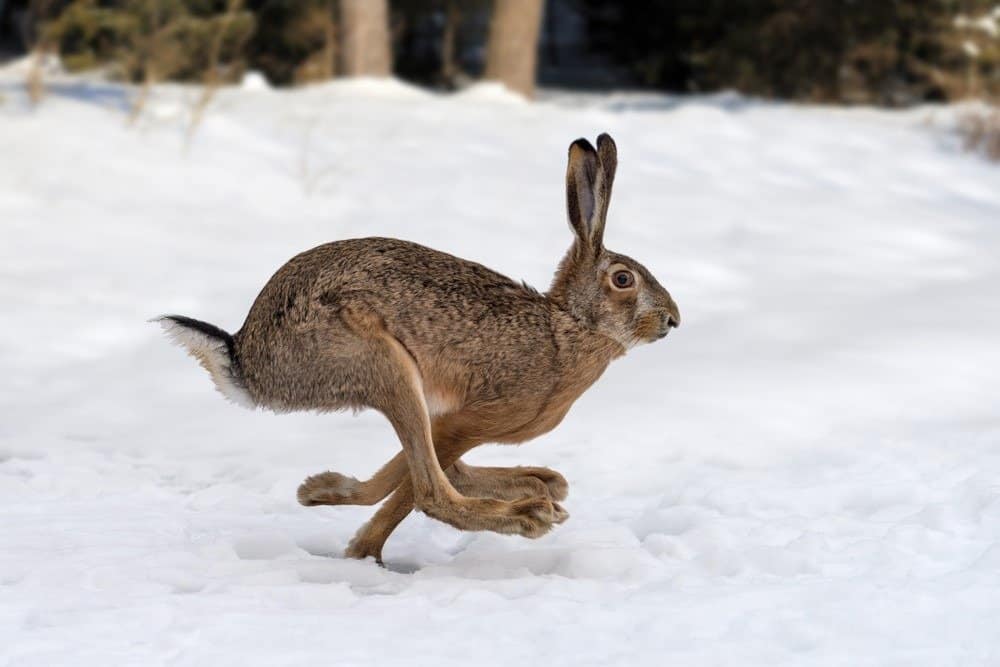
top-left (424, 387), bottom-right (461, 417)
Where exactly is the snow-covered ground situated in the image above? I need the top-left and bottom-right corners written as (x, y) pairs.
top-left (2, 68), bottom-right (999, 665)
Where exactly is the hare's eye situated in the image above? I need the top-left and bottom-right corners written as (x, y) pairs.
top-left (612, 270), bottom-right (635, 289)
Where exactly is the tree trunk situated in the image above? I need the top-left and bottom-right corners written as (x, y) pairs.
top-left (339, 0), bottom-right (391, 77)
top-left (440, 0), bottom-right (461, 87)
top-left (484, 0), bottom-right (544, 98)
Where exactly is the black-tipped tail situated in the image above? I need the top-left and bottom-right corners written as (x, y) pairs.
top-left (153, 314), bottom-right (255, 408)
top-left (158, 314), bottom-right (235, 354)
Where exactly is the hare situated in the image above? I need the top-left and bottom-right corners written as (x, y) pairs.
top-left (156, 133), bottom-right (679, 563)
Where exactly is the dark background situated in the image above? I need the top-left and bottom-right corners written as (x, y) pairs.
top-left (1, 0), bottom-right (998, 106)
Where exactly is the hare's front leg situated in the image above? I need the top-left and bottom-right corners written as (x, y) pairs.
top-left (297, 452), bottom-right (407, 507)
top-left (361, 325), bottom-right (560, 539)
top-left (345, 481), bottom-right (415, 563)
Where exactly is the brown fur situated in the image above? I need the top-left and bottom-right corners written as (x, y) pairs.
top-left (157, 134), bottom-right (679, 563)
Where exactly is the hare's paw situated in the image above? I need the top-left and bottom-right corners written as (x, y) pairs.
top-left (297, 471), bottom-right (360, 506)
top-left (421, 495), bottom-right (562, 539)
top-left (551, 501), bottom-right (570, 524)
top-left (344, 533), bottom-right (385, 565)
top-left (517, 466), bottom-right (569, 502)
top-left (507, 496), bottom-right (565, 537)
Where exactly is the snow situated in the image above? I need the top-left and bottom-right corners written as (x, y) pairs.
top-left (2, 70), bottom-right (999, 665)
top-left (954, 10), bottom-right (999, 38)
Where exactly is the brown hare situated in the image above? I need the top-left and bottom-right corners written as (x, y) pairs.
top-left (156, 133), bottom-right (679, 564)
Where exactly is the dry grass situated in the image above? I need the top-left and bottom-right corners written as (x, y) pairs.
top-left (959, 107), bottom-right (1000, 162)
top-left (186, 0), bottom-right (248, 145)
top-left (25, 0), bottom-right (57, 106)
top-left (26, 50), bottom-right (46, 105)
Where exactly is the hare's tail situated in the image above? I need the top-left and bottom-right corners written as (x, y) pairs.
top-left (153, 314), bottom-right (255, 409)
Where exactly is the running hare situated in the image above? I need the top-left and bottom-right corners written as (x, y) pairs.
top-left (157, 134), bottom-right (679, 563)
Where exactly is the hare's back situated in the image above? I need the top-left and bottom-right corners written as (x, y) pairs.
top-left (236, 238), bottom-right (558, 407)
top-left (314, 238), bottom-right (553, 347)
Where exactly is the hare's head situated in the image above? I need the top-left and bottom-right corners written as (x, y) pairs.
top-left (549, 134), bottom-right (680, 350)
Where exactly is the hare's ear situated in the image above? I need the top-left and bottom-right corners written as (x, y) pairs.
top-left (566, 134), bottom-right (617, 254)
top-left (595, 133), bottom-right (617, 237)
top-left (566, 138), bottom-right (600, 252)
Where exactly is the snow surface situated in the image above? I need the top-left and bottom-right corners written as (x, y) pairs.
top-left (2, 70), bottom-right (1000, 666)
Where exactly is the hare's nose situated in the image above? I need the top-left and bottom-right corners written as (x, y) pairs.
top-left (663, 303), bottom-right (680, 330)
top-left (656, 311), bottom-right (680, 339)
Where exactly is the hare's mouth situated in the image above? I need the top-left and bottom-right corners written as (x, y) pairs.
top-left (654, 311), bottom-right (679, 340)
top-left (633, 310), bottom-right (677, 344)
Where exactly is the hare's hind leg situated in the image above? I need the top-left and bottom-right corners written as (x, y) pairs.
top-left (353, 318), bottom-right (559, 539)
top-left (449, 461), bottom-right (569, 504)
top-left (448, 462), bottom-right (569, 524)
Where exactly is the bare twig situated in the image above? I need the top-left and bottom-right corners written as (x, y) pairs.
top-left (959, 107), bottom-right (1000, 162)
top-left (25, 0), bottom-right (55, 106)
top-left (128, 1), bottom-right (166, 124)
top-left (186, 0), bottom-right (244, 145)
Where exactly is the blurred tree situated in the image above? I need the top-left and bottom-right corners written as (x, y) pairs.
top-left (188, 0), bottom-right (249, 137)
top-left (391, 0), bottom-right (489, 88)
top-left (949, 1), bottom-right (1000, 101)
top-left (439, 0), bottom-right (460, 84)
top-left (339, 0), bottom-right (390, 76)
top-left (484, 0), bottom-right (544, 97)
top-left (391, 0), bottom-right (445, 85)
top-left (247, 0), bottom-right (337, 85)
top-left (581, 0), bottom-right (999, 104)
top-left (45, 0), bottom-right (255, 83)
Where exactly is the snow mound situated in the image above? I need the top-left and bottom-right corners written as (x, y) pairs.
top-left (240, 71), bottom-right (271, 92)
